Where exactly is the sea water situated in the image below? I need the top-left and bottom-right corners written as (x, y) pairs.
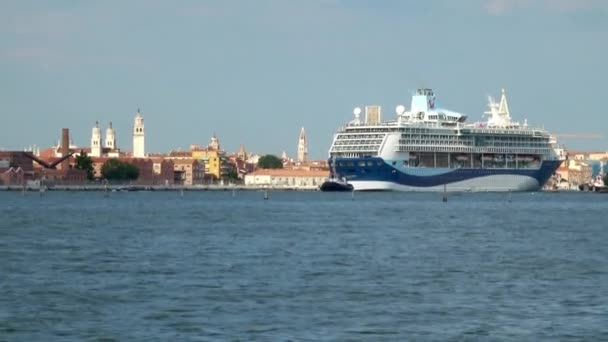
top-left (1, 191), bottom-right (607, 340)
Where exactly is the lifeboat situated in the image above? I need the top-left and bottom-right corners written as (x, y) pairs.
top-left (481, 154), bottom-right (494, 161)
top-left (455, 154), bottom-right (469, 161)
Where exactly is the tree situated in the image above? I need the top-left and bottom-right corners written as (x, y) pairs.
top-left (75, 151), bottom-right (95, 180)
top-left (603, 174), bottom-right (608, 186)
top-left (223, 169), bottom-right (239, 182)
top-left (101, 159), bottom-right (140, 182)
top-left (257, 154), bottom-right (283, 169)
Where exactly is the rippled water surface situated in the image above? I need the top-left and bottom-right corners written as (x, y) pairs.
top-left (1, 191), bottom-right (607, 341)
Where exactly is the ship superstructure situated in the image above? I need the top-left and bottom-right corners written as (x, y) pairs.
top-left (328, 89), bottom-right (565, 191)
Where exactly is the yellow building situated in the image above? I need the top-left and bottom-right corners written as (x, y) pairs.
top-left (190, 135), bottom-right (223, 180)
top-left (191, 148), bottom-right (220, 180)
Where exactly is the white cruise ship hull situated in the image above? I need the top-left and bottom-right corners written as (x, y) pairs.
top-left (351, 175), bottom-right (540, 192)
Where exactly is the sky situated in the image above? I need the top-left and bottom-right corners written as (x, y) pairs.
top-left (1, 0), bottom-right (607, 159)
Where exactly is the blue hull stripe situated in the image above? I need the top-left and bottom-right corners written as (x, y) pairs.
top-left (332, 158), bottom-right (562, 188)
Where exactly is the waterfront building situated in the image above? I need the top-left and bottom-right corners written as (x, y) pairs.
top-left (91, 157), bottom-right (174, 185)
top-left (554, 159), bottom-right (593, 190)
top-left (244, 169), bottom-right (328, 188)
top-left (0, 165), bottom-right (24, 185)
top-left (33, 168), bottom-right (87, 185)
top-left (190, 135), bottom-right (224, 181)
top-left (567, 150), bottom-right (607, 178)
top-left (133, 109), bottom-right (145, 158)
top-left (226, 153), bottom-right (249, 179)
top-left (149, 156), bottom-right (175, 185)
top-left (172, 158), bottom-right (205, 185)
top-left (569, 151), bottom-right (608, 161)
top-left (0, 156), bottom-right (26, 185)
top-left (0, 151), bottom-right (34, 175)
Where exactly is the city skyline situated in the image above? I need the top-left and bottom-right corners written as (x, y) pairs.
top-left (1, 0), bottom-right (607, 158)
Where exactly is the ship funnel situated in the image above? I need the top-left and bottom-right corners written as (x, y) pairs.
top-left (411, 88), bottom-right (435, 114)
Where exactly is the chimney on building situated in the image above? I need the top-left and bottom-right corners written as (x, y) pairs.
top-left (61, 128), bottom-right (70, 170)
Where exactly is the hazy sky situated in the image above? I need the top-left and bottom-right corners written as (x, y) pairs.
top-left (1, 0), bottom-right (607, 158)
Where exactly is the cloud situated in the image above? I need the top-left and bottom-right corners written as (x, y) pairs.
top-left (483, 0), bottom-right (608, 15)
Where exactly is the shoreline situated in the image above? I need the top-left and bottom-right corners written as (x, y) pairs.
top-left (0, 185), bottom-right (596, 193)
top-left (0, 184), bottom-right (320, 192)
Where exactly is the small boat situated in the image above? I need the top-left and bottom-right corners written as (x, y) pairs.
top-left (455, 154), bottom-right (469, 161)
top-left (481, 154), bottom-right (494, 161)
top-left (320, 176), bottom-right (354, 192)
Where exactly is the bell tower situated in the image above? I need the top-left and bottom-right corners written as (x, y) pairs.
top-left (91, 121), bottom-right (102, 157)
top-left (133, 109), bottom-right (145, 158)
top-left (105, 122), bottom-right (116, 149)
top-left (297, 127), bottom-right (308, 162)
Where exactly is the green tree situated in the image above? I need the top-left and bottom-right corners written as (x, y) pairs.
top-left (101, 159), bottom-right (140, 182)
top-left (257, 154), bottom-right (283, 169)
top-left (603, 174), bottom-right (608, 186)
top-left (223, 169), bottom-right (239, 182)
top-left (75, 151), bottom-right (95, 180)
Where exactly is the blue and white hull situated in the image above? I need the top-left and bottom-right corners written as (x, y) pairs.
top-left (332, 158), bottom-right (562, 192)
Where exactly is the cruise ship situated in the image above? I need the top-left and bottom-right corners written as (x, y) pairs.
top-left (327, 89), bottom-right (566, 191)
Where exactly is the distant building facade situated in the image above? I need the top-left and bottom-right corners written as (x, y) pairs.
top-left (91, 157), bottom-right (174, 185)
top-left (554, 159), bottom-right (593, 189)
top-left (172, 158), bottom-right (205, 185)
top-left (244, 169), bottom-right (328, 188)
top-left (190, 135), bottom-right (225, 181)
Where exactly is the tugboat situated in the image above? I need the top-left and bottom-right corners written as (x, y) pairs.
top-left (320, 158), bottom-right (354, 192)
top-left (579, 161), bottom-right (608, 192)
top-left (320, 176), bottom-right (354, 192)
top-left (578, 174), bottom-right (608, 192)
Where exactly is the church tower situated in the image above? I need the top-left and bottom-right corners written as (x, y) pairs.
top-left (91, 121), bottom-right (102, 157)
top-left (209, 133), bottom-right (220, 151)
top-left (297, 127), bottom-right (308, 162)
top-left (237, 144), bottom-right (247, 159)
top-left (133, 109), bottom-right (145, 158)
top-left (105, 122), bottom-right (116, 149)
